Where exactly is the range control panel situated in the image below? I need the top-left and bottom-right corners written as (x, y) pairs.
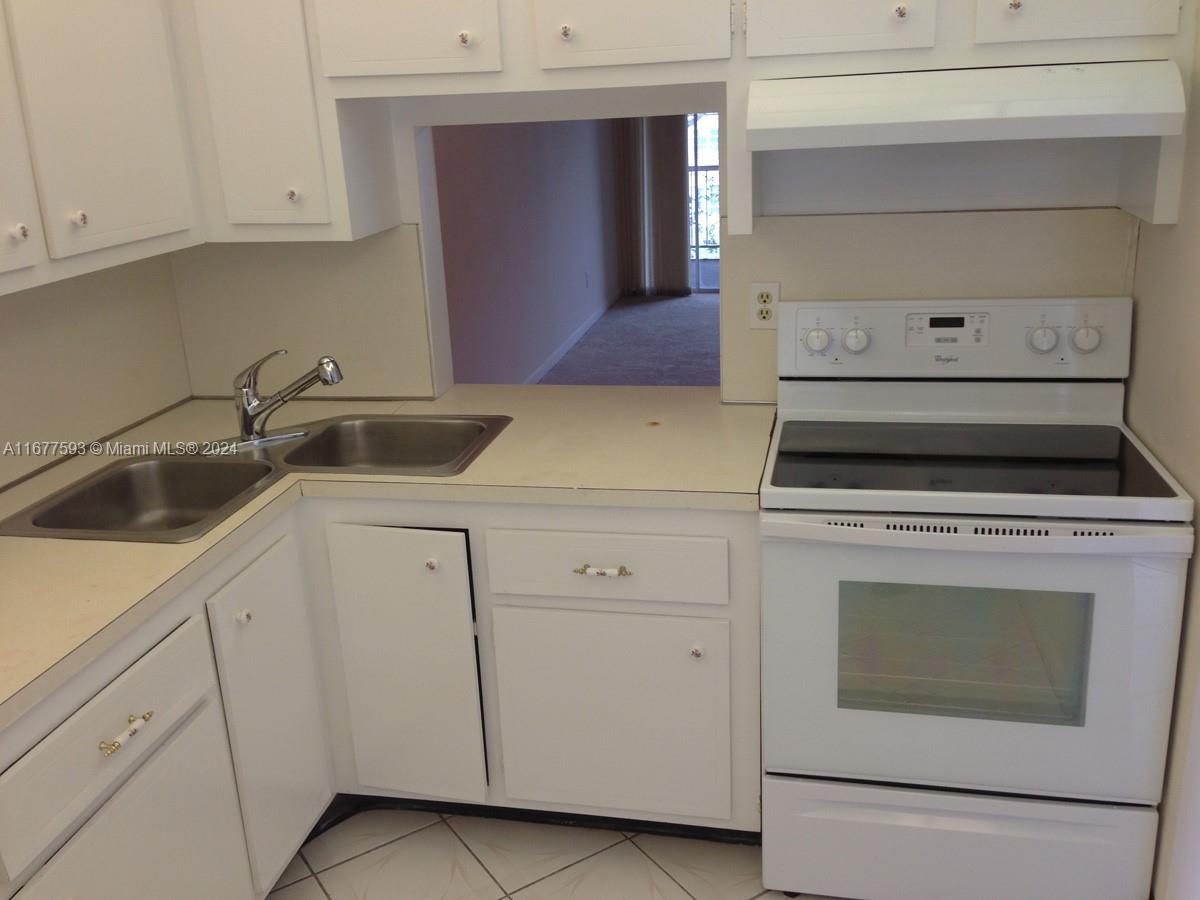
top-left (777, 297), bottom-right (1132, 379)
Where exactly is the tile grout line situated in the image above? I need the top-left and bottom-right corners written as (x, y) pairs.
top-left (301, 817), bottom-right (445, 876)
top-left (442, 817), bottom-right (513, 899)
top-left (497, 833), bottom-right (634, 897)
top-left (629, 837), bottom-right (701, 900)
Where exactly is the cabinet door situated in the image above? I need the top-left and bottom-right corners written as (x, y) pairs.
top-left (327, 524), bottom-right (487, 801)
top-left (312, 0), bottom-right (502, 76)
top-left (532, 0), bottom-right (731, 69)
top-left (194, 0), bottom-right (331, 224)
top-left (747, 0), bottom-right (937, 57)
top-left (0, 9), bottom-right (44, 274)
top-left (15, 698), bottom-right (254, 900)
top-left (493, 607), bottom-right (731, 820)
top-left (207, 533), bottom-right (332, 894)
top-left (975, 0), bottom-right (1179, 43)
top-left (5, 0), bottom-right (193, 258)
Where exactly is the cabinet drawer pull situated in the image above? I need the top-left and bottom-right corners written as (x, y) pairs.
top-left (559, 23), bottom-right (573, 41)
top-left (458, 30), bottom-right (472, 47)
top-left (98, 711), bottom-right (154, 758)
top-left (9, 223), bottom-right (29, 241)
top-left (894, 4), bottom-right (909, 19)
top-left (572, 563), bottom-right (632, 577)
top-left (690, 646), bottom-right (704, 659)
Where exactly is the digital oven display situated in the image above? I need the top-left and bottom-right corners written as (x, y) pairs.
top-left (906, 312), bottom-right (989, 347)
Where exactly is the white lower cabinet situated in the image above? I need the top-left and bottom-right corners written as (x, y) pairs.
top-left (15, 697), bottom-right (253, 900)
top-left (492, 606), bottom-right (731, 820)
top-left (207, 532), bottom-right (333, 894)
top-left (326, 524), bottom-right (488, 801)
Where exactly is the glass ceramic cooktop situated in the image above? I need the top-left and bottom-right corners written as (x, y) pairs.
top-left (771, 422), bottom-right (1176, 497)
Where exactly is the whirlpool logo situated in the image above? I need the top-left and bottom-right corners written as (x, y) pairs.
top-left (934, 354), bottom-right (960, 365)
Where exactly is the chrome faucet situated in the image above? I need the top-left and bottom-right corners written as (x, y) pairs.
top-left (233, 349), bottom-right (344, 445)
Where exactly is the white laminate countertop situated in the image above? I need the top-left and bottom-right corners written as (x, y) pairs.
top-left (0, 385), bottom-right (774, 725)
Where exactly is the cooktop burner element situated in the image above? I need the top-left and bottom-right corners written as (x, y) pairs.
top-left (771, 421), bottom-right (1175, 497)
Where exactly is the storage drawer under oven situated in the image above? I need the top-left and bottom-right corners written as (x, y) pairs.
top-left (763, 775), bottom-right (1157, 900)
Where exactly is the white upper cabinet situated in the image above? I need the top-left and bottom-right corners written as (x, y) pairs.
top-left (533, 0), bottom-right (731, 69)
top-left (312, 0), bottom-right (502, 76)
top-left (193, 0), bottom-right (330, 224)
top-left (0, 10), bottom-right (43, 275)
top-left (4, 0), bottom-right (193, 259)
top-left (975, 0), bottom-right (1180, 44)
top-left (326, 524), bottom-right (488, 802)
top-left (747, 0), bottom-right (938, 57)
top-left (207, 533), bottom-right (333, 894)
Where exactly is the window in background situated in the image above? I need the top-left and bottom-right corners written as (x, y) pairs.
top-left (687, 112), bottom-right (720, 293)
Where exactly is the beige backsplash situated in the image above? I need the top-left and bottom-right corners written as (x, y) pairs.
top-left (0, 257), bottom-right (191, 487)
top-left (721, 209), bottom-right (1140, 403)
top-left (170, 226), bottom-right (435, 398)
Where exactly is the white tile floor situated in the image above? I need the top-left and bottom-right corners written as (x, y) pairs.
top-left (268, 809), bottom-right (802, 900)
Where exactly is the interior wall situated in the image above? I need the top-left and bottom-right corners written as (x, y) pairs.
top-left (754, 139), bottom-right (1125, 216)
top-left (0, 257), bottom-right (191, 487)
top-left (169, 226), bottom-right (434, 398)
top-left (1127, 46), bottom-right (1200, 900)
top-left (720, 208), bottom-right (1140, 402)
top-left (433, 119), bottom-right (621, 385)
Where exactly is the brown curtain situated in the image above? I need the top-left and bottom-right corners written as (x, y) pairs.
top-left (612, 116), bottom-right (691, 297)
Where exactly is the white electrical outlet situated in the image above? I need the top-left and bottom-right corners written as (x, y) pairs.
top-left (750, 281), bottom-right (780, 330)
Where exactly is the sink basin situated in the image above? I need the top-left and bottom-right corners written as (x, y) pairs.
top-left (0, 456), bottom-right (278, 542)
top-left (283, 414), bottom-right (512, 475)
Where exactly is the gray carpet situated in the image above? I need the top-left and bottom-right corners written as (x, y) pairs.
top-left (539, 293), bottom-right (720, 386)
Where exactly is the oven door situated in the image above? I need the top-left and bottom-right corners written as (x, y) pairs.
top-left (761, 513), bottom-right (1193, 804)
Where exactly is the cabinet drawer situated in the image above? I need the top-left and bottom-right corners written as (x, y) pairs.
top-left (975, 0), bottom-right (1179, 43)
top-left (312, 0), bottom-right (502, 76)
top-left (0, 616), bottom-right (215, 884)
top-left (747, 0), bottom-right (937, 57)
top-left (532, 0), bottom-right (731, 69)
top-left (487, 528), bottom-right (729, 606)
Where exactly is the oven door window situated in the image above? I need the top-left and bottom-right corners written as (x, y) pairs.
top-left (838, 582), bottom-right (1093, 726)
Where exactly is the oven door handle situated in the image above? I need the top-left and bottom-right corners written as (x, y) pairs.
top-left (760, 514), bottom-right (1194, 556)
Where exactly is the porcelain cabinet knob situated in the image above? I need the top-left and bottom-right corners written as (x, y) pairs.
top-left (235, 608), bottom-right (253, 625)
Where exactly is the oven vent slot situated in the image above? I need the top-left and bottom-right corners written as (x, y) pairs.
top-left (973, 526), bottom-right (1051, 536)
top-left (1072, 529), bottom-right (1117, 537)
top-left (885, 523), bottom-right (960, 533)
top-left (825, 520), bottom-right (866, 528)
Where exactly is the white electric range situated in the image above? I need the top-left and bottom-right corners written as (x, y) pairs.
top-left (759, 298), bottom-right (1194, 900)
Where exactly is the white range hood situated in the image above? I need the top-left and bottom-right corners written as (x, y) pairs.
top-left (745, 60), bottom-right (1188, 223)
top-left (747, 61), bottom-right (1185, 150)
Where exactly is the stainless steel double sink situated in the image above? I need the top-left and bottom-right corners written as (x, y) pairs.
top-left (0, 414), bottom-right (512, 543)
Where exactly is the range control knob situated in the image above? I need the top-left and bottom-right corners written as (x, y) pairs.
top-left (1028, 326), bottom-right (1059, 354)
top-left (804, 328), bottom-right (832, 353)
top-left (843, 328), bottom-right (871, 354)
top-left (1071, 326), bottom-right (1102, 354)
